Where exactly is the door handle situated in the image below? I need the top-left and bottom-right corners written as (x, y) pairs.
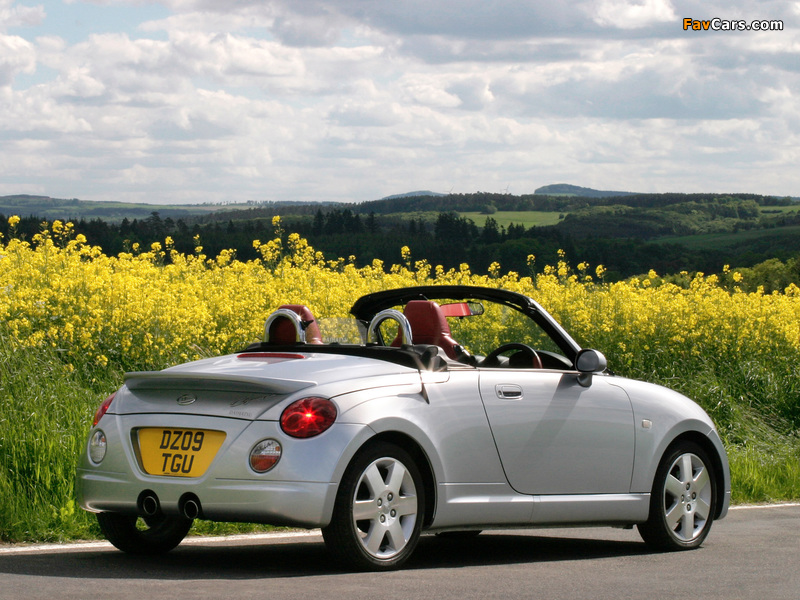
top-left (495, 384), bottom-right (523, 400)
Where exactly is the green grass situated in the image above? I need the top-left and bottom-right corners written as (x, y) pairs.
top-left (382, 210), bottom-right (442, 223)
top-left (375, 210), bottom-right (566, 229)
top-left (0, 337), bottom-right (111, 542)
top-left (758, 205), bottom-right (800, 215)
top-left (1, 322), bottom-right (798, 543)
top-left (0, 197), bottom-right (252, 223)
top-left (729, 447), bottom-right (800, 502)
top-left (459, 210), bottom-right (565, 228)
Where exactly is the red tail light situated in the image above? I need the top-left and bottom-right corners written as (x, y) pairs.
top-left (93, 392), bottom-right (116, 426)
top-left (280, 397), bottom-right (337, 438)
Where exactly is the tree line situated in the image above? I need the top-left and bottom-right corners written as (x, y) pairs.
top-left (2, 192), bottom-right (799, 291)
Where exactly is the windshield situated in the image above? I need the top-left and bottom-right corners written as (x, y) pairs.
top-left (446, 303), bottom-right (564, 358)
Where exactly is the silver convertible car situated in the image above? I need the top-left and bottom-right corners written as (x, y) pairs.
top-left (77, 285), bottom-right (730, 570)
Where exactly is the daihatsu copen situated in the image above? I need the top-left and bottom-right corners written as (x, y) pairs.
top-left (77, 285), bottom-right (730, 570)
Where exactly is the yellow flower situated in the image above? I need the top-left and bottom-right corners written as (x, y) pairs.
top-left (1, 216), bottom-right (797, 395)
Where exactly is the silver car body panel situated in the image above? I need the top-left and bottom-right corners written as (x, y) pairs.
top-left (478, 370), bottom-right (635, 495)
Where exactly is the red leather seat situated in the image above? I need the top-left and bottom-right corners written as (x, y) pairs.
top-left (268, 304), bottom-right (323, 344)
top-left (395, 300), bottom-right (464, 359)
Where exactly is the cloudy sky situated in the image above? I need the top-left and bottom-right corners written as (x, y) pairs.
top-left (1, 0), bottom-right (798, 204)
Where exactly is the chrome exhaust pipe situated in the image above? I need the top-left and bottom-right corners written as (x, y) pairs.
top-left (181, 497), bottom-right (200, 520)
top-left (140, 494), bottom-right (160, 517)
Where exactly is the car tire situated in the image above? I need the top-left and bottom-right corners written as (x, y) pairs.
top-left (96, 512), bottom-right (193, 555)
top-left (638, 441), bottom-right (716, 551)
top-left (322, 441), bottom-right (425, 571)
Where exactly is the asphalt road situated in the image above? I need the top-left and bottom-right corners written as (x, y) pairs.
top-left (1, 504), bottom-right (798, 600)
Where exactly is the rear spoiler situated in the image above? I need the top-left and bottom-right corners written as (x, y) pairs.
top-left (123, 371), bottom-right (315, 395)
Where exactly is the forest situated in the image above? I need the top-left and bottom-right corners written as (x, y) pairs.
top-left (2, 191), bottom-right (799, 291)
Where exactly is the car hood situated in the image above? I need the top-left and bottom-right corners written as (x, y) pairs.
top-left (112, 351), bottom-right (416, 420)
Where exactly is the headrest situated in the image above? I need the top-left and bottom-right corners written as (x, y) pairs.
top-left (267, 304), bottom-right (322, 344)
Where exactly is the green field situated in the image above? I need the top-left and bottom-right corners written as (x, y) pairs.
top-left (759, 205), bottom-right (800, 215)
top-left (459, 211), bottom-right (565, 228)
top-left (656, 225), bottom-right (800, 250)
top-left (0, 195), bottom-right (258, 222)
top-left (380, 210), bottom-right (566, 229)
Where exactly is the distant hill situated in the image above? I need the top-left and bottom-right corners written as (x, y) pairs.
top-left (379, 191), bottom-right (445, 201)
top-left (0, 195), bottom-right (325, 222)
top-left (534, 184), bottom-right (637, 198)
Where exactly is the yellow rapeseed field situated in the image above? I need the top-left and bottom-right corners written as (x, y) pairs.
top-left (2, 216), bottom-right (798, 375)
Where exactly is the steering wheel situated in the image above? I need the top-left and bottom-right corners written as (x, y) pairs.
top-left (481, 343), bottom-right (542, 369)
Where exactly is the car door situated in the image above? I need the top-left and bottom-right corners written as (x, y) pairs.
top-left (478, 368), bottom-right (635, 495)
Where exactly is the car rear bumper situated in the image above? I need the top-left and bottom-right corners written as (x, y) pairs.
top-left (77, 468), bottom-right (337, 528)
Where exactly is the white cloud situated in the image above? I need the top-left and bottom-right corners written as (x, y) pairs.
top-left (0, 33), bottom-right (35, 85)
top-left (0, 0), bottom-right (45, 31)
top-left (589, 0), bottom-right (677, 29)
top-left (400, 76), bottom-right (461, 109)
top-left (0, 0), bottom-right (799, 203)
top-left (446, 77), bottom-right (495, 110)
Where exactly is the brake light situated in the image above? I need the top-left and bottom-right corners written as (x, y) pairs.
top-left (280, 397), bottom-right (337, 438)
top-left (93, 392), bottom-right (116, 426)
top-left (237, 352), bottom-right (306, 360)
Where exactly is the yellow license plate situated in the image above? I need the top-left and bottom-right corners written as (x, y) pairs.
top-left (138, 428), bottom-right (226, 477)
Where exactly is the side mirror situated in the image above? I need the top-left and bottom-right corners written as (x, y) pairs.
top-left (575, 349), bottom-right (607, 387)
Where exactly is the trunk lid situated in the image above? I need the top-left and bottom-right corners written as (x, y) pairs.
top-left (111, 350), bottom-right (413, 420)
